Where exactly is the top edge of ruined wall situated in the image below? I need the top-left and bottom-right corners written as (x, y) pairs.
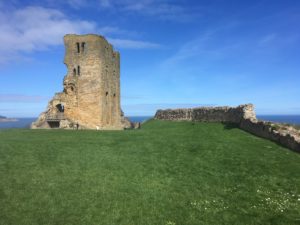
top-left (64, 34), bottom-right (118, 53)
top-left (158, 104), bottom-right (254, 112)
top-left (154, 103), bottom-right (256, 122)
top-left (64, 33), bottom-right (105, 41)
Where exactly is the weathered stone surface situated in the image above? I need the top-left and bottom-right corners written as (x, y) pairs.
top-left (240, 119), bottom-right (300, 153)
top-left (155, 104), bottom-right (300, 153)
top-left (155, 104), bottom-right (256, 123)
top-left (133, 122), bottom-right (141, 129)
top-left (31, 34), bottom-right (131, 130)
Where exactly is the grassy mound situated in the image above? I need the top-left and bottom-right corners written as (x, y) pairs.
top-left (0, 120), bottom-right (299, 225)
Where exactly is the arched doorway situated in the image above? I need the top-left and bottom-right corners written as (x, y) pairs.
top-left (56, 104), bottom-right (64, 113)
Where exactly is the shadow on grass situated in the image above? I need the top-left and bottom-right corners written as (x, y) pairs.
top-left (222, 122), bottom-right (239, 130)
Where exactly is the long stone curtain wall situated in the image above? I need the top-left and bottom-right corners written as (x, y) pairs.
top-left (155, 104), bottom-right (256, 123)
top-left (154, 104), bottom-right (300, 153)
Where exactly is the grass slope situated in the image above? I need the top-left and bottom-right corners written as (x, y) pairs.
top-left (0, 120), bottom-right (299, 225)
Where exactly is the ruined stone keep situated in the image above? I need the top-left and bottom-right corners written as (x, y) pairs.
top-left (32, 34), bottom-right (130, 130)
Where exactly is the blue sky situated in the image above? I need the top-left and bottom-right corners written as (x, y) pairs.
top-left (0, 0), bottom-right (299, 117)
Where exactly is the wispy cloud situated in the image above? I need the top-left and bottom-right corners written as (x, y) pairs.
top-left (0, 106), bottom-right (44, 117)
top-left (162, 21), bottom-right (300, 68)
top-left (23, 0), bottom-right (197, 21)
top-left (0, 94), bottom-right (50, 103)
top-left (258, 33), bottom-right (277, 46)
top-left (22, 0), bottom-right (91, 9)
top-left (97, 0), bottom-right (198, 21)
top-left (0, 6), bottom-right (96, 63)
top-left (109, 38), bottom-right (161, 49)
top-left (0, 6), bottom-right (161, 63)
top-left (161, 26), bottom-right (239, 67)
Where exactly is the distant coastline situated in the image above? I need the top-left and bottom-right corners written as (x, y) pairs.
top-left (257, 115), bottom-right (300, 125)
top-left (0, 116), bottom-right (18, 122)
top-left (0, 116), bottom-right (152, 129)
top-left (0, 115), bottom-right (300, 129)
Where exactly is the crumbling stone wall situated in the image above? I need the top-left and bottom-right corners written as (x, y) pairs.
top-left (155, 104), bottom-right (300, 153)
top-left (155, 104), bottom-right (256, 123)
top-left (240, 119), bottom-right (300, 153)
top-left (32, 34), bottom-right (131, 130)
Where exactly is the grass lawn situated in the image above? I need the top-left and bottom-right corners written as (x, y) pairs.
top-left (0, 120), bottom-right (299, 225)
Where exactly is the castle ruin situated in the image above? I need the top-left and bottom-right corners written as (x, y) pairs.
top-left (31, 34), bottom-right (131, 130)
top-left (154, 104), bottom-right (300, 153)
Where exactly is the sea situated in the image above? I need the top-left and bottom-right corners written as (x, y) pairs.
top-left (0, 115), bottom-right (300, 129)
top-left (256, 115), bottom-right (300, 125)
top-left (0, 116), bottom-right (153, 129)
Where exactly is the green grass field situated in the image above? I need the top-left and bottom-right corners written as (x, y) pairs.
top-left (0, 120), bottom-right (299, 225)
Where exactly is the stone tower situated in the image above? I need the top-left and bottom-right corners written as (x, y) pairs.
top-left (32, 34), bottom-right (131, 130)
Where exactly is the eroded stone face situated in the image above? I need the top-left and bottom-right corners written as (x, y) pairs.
top-left (154, 104), bottom-right (257, 123)
top-left (32, 34), bottom-right (130, 130)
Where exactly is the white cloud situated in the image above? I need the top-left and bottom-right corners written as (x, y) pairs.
top-left (0, 6), bottom-right (96, 63)
top-left (5, 0), bottom-right (197, 21)
top-left (0, 6), bottom-right (161, 63)
top-left (109, 38), bottom-right (161, 49)
top-left (97, 0), bottom-right (196, 21)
